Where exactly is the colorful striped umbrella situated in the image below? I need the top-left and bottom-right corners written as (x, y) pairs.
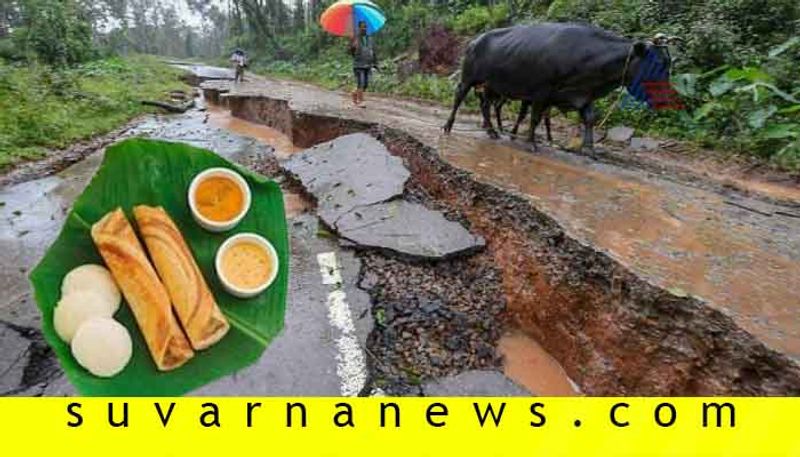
top-left (319, 0), bottom-right (386, 37)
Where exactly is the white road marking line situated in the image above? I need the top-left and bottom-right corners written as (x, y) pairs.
top-left (317, 251), bottom-right (343, 285)
top-left (317, 252), bottom-right (367, 397)
top-left (327, 290), bottom-right (356, 333)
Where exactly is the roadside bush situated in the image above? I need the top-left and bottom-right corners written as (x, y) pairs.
top-left (15, 0), bottom-right (95, 66)
top-left (450, 4), bottom-right (510, 35)
top-left (600, 37), bottom-right (800, 168)
top-left (0, 56), bottom-right (188, 169)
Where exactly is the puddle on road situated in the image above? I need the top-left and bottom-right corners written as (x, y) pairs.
top-left (498, 331), bottom-right (579, 396)
top-left (207, 105), bottom-right (300, 159)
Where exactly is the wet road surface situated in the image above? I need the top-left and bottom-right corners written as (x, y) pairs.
top-left (1, 101), bottom-right (533, 396)
top-left (204, 73), bottom-right (800, 363)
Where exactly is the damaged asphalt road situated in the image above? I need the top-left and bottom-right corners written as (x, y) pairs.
top-left (284, 133), bottom-right (484, 259)
top-left (0, 105), bottom-right (528, 397)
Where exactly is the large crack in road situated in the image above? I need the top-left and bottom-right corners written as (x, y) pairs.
top-left (200, 69), bottom-right (800, 395)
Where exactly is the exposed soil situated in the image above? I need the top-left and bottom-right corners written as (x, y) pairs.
top-left (207, 105), bottom-right (301, 159)
top-left (376, 124), bottom-right (800, 395)
top-left (419, 24), bottom-right (462, 76)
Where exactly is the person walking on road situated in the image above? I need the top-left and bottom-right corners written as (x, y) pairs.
top-left (230, 48), bottom-right (248, 83)
top-left (349, 21), bottom-right (377, 107)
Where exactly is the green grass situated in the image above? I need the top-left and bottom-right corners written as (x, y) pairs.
top-left (0, 55), bottom-right (190, 170)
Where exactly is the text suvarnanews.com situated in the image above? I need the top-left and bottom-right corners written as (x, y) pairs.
top-left (63, 400), bottom-right (736, 429)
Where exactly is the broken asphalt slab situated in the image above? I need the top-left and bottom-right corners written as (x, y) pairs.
top-left (337, 200), bottom-right (485, 259)
top-left (283, 133), bottom-right (484, 259)
top-left (284, 133), bottom-right (410, 224)
top-left (173, 64), bottom-right (235, 85)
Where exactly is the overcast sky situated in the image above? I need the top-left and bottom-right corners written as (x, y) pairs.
top-left (172, 0), bottom-right (226, 27)
top-left (171, 0), bottom-right (299, 27)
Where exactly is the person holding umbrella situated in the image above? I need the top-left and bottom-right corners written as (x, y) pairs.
top-left (230, 48), bottom-right (248, 83)
top-left (349, 21), bottom-right (377, 106)
top-left (320, 0), bottom-right (386, 107)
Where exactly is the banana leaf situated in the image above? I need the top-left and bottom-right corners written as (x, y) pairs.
top-left (29, 138), bottom-right (289, 396)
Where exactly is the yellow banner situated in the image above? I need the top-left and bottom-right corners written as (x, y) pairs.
top-left (0, 398), bottom-right (797, 456)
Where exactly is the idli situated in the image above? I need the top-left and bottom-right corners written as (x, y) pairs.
top-left (61, 264), bottom-right (121, 314)
top-left (71, 317), bottom-right (132, 377)
top-left (54, 290), bottom-right (113, 343)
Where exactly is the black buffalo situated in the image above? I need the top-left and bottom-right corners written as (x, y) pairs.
top-left (443, 23), bottom-right (673, 152)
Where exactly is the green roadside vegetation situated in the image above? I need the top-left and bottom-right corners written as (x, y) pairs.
top-left (0, 56), bottom-right (189, 168)
top-left (0, 0), bottom-right (190, 170)
top-left (242, 1), bottom-right (800, 170)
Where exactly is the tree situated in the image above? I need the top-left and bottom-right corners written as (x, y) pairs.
top-left (16, 0), bottom-right (95, 65)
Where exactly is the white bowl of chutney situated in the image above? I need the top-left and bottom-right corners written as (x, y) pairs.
top-left (215, 233), bottom-right (279, 298)
top-left (188, 167), bottom-right (251, 232)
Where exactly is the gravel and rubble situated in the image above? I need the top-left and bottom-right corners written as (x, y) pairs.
top-left (359, 251), bottom-right (506, 395)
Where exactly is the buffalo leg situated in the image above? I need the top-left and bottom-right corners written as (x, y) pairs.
top-left (478, 92), bottom-right (490, 129)
top-left (480, 94), bottom-right (499, 139)
top-left (579, 103), bottom-right (596, 152)
top-left (443, 82), bottom-right (470, 134)
top-left (527, 102), bottom-right (547, 151)
top-left (544, 110), bottom-right (553, 142)
top-left (494, 99), bottom-right (505, 133)
top-left (511, 101), bottom-right (530, 137)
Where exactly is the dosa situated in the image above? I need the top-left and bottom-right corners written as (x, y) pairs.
top-left (91, 208), bottom-right (194, 371)
top-left (134, 205), bottom-right (229, 350)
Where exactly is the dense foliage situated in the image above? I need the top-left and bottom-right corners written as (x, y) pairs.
top-left (0, 56), bottom-right (189, 168)
top-left (9, 0), bottom-right (95, 66)
top-left (0, 0), bottom-right (195, 169)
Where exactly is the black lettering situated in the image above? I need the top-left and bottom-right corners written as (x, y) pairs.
top-left (200, 402), bottom-right (220, 428)
top-left (426, 402), bottom-right (448, 427)
top-left (529, 403), bottom-right (546, 427)
top-left (380, 402), bottom-right (400, 428)
top-left (287, 402), bottom-right (307, 428)
top-left (154, 402), bottom-right (175, 427)
top-left (247, 402), bottom-right (262, 428)
top-left (333, 403), bottom-right (355, 428)
top-left (66, 402), bottom-right (83, 427)
top-left (702, 402), bottom-right (735, 428)
top-left (654, 403), bottom-right (676, 427)
top-left (473, 402), bottom-right (506, 427)
top-left (610, 402), bottom-right (629, 427)
top-left (108, 402), bottom-right (129, 428)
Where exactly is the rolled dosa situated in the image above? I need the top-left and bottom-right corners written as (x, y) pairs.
top-left (134, 205), bottom-right (229, 350)
top-left (91, 208), bottom-right (194, 371)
